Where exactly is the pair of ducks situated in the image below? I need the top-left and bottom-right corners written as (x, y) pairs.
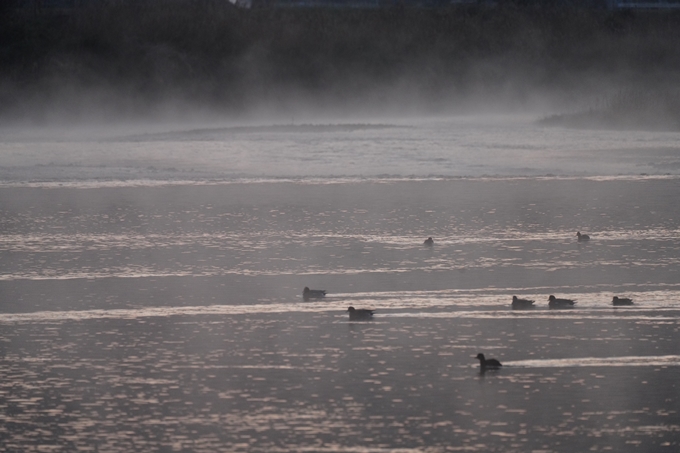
top-left (309, 285), bottom-right (492, 366)
top-left (303, 288), bottom-right (375, 320)
top-left (513, 295), bottom-right (634, 309)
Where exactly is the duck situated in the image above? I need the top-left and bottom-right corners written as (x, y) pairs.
top-left (347, 306), bottom-right (374, 321)
top-left (475, 353), bottom-right (502, 370)
top-left (511, 296), bottom-right (535, 309)
top-left (548, 294), bottom-right (576, 309)
top-left (423, 237), bottom-right (434, 246)
top-left (303, 287), bottom-right (326, 301)
top-left (576, 231), bottom-right (590, 242)
top-left (612, 296), bottom-right (634, 306)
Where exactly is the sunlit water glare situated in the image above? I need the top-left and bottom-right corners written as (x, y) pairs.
top-left (1, 117), bottom-right (680, 452)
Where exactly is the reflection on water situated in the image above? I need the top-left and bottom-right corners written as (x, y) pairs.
top-left (2, 179), bottom-right (680, 452)
top-left (3, 289), bottom-right (680, 324)
top-left (1, 310), bottom-right (679, 452)
top-left (3, 179), bottom-right (680, 293)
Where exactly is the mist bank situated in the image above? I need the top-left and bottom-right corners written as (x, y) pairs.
top-left (2, 1), bottom-right (680, 123)
top-left (539, 89), bottom-right (680, 131)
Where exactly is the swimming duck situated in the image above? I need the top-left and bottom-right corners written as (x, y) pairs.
top-left (512, 296), bottom-right (535, 309)
top-left (612, 296), bottom-right (634, 306)
top-left (548, 295), bottom-right (576, 309)
top-left (347, 306), bottom-right (374, 321)
top-left (303, 287), bottom-right (326, 301)
top-left (476, 353), bottom-right (502, 370)
top-left (576, 232), bottom-right (590, 242)
top-left (424, 237), bottom-right (434, 246)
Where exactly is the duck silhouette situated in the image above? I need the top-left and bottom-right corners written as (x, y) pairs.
top-left (303, 287), bottom-right (326, 301)
top-left (347, 306), bottom-right (374, 321)
top-left (548, 295), bottom-right (576, 309)
top-left (577, 232), bottom-right (590, 242)
top-left (612, 296), bottom-right (634, 306)
top-left (476, 353), bottom-right (502, 370)
top-left (511, 296), bottom-right (535, 309)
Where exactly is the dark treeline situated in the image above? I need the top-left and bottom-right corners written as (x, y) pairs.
top-left (2, 1), bottom-right (680, 122)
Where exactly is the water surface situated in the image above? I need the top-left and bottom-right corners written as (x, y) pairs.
top-left (1, 117), bottom-right (680, 452)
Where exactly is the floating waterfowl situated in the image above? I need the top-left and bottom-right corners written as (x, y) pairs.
top-left (476, 353), bottom-right (502, 370)
top-left (512, 296), bottom-right (535, 309)
top-left (577, 232), bottom-right (590, 242)
top-left (347, 306), bottom-right (374, 321)
top-left (612, 296), bottom-right (634, 306)
top-left (548, 295), bottom-right (576, 309)
top-left (423, 237), bottom-right (434, 246)
top-left (303, 287), bottom-right (326, 301)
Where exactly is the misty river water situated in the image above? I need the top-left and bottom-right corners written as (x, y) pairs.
top-left (1, 116), bottom-right (680, 452)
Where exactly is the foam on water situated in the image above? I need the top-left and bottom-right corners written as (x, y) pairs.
top-left (505, 355), bottom-right (680, 368)
top-left (0, 174), bottom-right (680, 190)
top-left (2, 287), bottom-right (680, 324)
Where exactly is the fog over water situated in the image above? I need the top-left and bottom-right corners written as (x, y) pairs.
top-left (1, 116), bottom-right (680, 452)
top-left (2, 115), bottom-right (680, 182)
